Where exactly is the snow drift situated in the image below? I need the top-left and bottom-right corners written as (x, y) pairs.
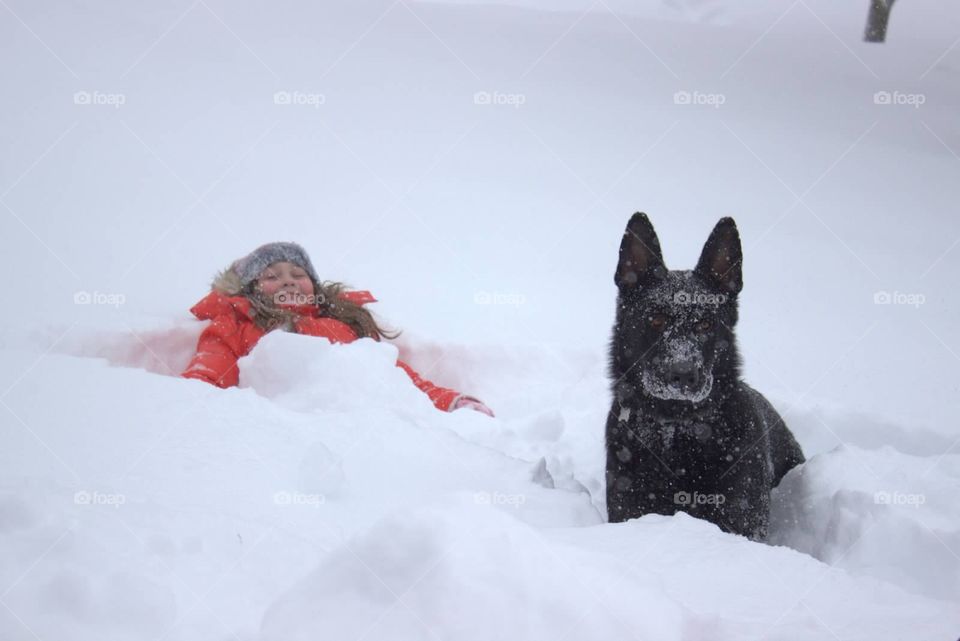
top-left (1, 0), bottom-right (959, 639)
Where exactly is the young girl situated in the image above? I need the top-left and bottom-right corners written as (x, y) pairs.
top-left (182, 242), bottom-right (494, 416)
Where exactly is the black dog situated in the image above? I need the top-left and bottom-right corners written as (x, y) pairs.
top-left (605, 213), bottom-right (804, 540)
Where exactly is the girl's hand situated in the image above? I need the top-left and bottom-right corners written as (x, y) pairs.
top-left (452, 396), bottom-right (495, 417)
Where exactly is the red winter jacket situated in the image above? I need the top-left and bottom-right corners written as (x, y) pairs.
top-left (181, 290), bottom-right (462, 411)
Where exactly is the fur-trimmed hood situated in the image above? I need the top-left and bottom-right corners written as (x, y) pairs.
top-left (211, 267), bottom-right (246, 297)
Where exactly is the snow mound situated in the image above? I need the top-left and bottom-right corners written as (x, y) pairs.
top-left (5, 320), bottom-right (203, 379)
top-left (0, 347), bottom-right (600, 641)
top-left (2, 332), bottom-right (959, 640)
top-left (261, 501), bottom-right (684, 641)
top-left (239, 331), bottom-right (434, 413)
top-left (263, 501), bottom-right (960, 641)
top-left (770, 445), bottom-right (960, 602)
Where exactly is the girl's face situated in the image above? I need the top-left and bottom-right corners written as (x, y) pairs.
top-left (256, 262), bottom-right (315, 306)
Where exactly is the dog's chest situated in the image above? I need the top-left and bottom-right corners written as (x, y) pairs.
top-left (615, 404), bottom-right (732, 465)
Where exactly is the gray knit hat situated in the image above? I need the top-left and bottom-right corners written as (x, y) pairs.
top-left (230, 242), bottom-right (320, 288)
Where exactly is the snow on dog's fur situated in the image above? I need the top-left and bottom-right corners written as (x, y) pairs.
top-left (605, 213), bottom-right (804, 540)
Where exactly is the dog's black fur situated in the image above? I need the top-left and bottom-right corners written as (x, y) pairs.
top-left (605, 213), bottom-right (804, 540)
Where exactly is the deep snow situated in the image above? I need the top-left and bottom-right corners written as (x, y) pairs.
top-left (1, 0), bottom-right (959, 639)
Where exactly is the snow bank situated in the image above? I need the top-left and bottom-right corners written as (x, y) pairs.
top-left (239, 331), bottom-right (434, 413)
top-left (0, 337), bottom-right (599, 641)
top-left (262, 498), bottom-right (960, 641)
top-left (770, 445), bottom-right (960, 603)
top-left (2, 326), bottom-right (959, 640)
top-left (552, 513), bottom-right (959, 641)
top-left (2, 0), bottom-right (959, 637)
top-left (0, 317), bottom-right (204, 383)
top-left (261, 502), bottom-right (683, 641)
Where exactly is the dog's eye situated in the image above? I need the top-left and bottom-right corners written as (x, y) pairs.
top-left (649, 314), bottom-right (668, 331)
top-left (696, 319), bottom-right (713, 332)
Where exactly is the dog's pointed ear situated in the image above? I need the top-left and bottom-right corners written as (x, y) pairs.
top-left (615, 212), bottom-right (666, 291)
top-left (695, 217), bottom-right (743, 295)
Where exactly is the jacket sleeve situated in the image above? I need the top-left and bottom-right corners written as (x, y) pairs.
top-left (182, 317), bottom-right (243, 388)
top-left (395, 359), bottom-right (461, 412)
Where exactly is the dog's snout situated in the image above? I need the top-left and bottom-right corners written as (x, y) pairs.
top-left (667, 361), bottom-right (701, 388)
